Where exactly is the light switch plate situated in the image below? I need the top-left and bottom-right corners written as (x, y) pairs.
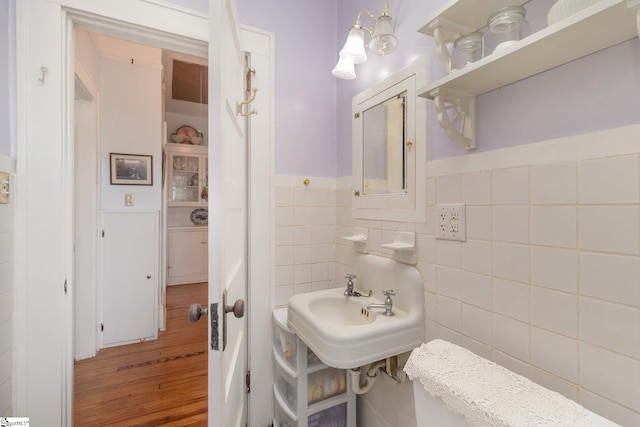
top-left (0, 172), bottom-right (9, 204)
top-left (125, 193), bottom-right (135, 206)
top-left (435, 203), bottom-right (466, 242)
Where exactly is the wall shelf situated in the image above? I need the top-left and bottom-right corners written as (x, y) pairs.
top-left (341, 227), bottom-right (369, 253)
top-left (381, 231), bottom-right (416, 264)
top-left (417, 0), bottom-right (640, 149)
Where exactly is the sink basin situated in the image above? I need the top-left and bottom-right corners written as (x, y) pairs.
top-left (287, 254), bottom-right (424, 369)
top-left (308, 294), bottom-right (377, 326)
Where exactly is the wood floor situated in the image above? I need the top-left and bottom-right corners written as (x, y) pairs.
top-left (74, 282), bottom-right (208, 426)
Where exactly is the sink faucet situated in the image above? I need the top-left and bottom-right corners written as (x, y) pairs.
top-left (367, 290), bottom-right (396, 317)
top-left (344, 274), bottom-right (372, 297)
top-left (344, 274), bottom-right (357, 296)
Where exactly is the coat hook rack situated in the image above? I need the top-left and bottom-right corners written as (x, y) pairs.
top-left (237, 88), bottom-right (258, 117)
top-left (38, 66), bottom-right (48, 83)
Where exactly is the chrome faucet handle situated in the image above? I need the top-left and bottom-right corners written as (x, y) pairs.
top-left (367, 289), bottom-right (396, 316)
top-left (344, 274), bottom-right (357, 296)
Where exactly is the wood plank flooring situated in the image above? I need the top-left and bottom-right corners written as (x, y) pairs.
top-left (74, 282), bottom-right (208, 426)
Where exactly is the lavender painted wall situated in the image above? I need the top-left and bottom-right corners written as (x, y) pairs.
top-left (335, 0), bottom-right (640, 176)
top-left (15, 0), bottom-right (633, 175)
top-left (0, 0), bottom-right (15, 158)
top-left (236, 0), bottom-right (338, 177)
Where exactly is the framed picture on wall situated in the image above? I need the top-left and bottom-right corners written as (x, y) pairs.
top-left (110, 153), bottom-right (153, 185)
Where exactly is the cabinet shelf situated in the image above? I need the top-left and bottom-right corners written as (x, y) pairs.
top-left (419, 0), bottom-right (638, 98)
top-left (417, 0), bottom-right (640, 150)
top-left (307, 361), bottom-right (327, 374)
top-left (418, 0), bottom-right (528, 37)
top-left (308, 393), bottom-right (350, 415)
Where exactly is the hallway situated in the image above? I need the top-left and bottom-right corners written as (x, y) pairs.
top-left (74, 282), bottom-right (208, 426)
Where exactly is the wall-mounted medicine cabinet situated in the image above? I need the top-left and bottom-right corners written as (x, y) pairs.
top-left (352, 56), bottom-right (428, 222)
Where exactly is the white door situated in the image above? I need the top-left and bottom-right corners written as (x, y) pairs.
top-left (208, 0), bottom-right (249, 426)
top-left (101, 212), bottom-right (159, 346)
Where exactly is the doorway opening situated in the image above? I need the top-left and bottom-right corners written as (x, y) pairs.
top-left (71, 23), bottom-right (210, 424)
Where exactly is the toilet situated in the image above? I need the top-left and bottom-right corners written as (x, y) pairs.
top-left (406, 340), bottom-right (620, 426)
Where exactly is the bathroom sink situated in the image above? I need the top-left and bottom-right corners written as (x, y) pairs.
top-left (287, 254), bottom-right (424, 369)
top-left (308, 294), bottom-right (377, 326)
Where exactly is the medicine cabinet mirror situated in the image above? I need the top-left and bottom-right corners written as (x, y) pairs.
top-left (362, 91), bottom-right (407, 196)
top-left (352, 56), bottom-right (427, 222)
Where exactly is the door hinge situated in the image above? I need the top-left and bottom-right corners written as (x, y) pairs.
top-left (245, 370), bottom-right (251, 393)
top-left (64, 279), bottom-right (68, 295)
top-left (101, 323), bottom-right (104, 332)
top-left (102, 229), bottom-right (105, 238)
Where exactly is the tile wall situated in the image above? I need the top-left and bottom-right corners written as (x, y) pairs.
top-left (274, 132), bottom-right (640, 426)
top-left (274, 177), bottom-right (339, 306)
top-left (0, 157), bottom-right (15, 416)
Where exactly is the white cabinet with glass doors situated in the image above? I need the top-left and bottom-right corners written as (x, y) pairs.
top-left (166, 144), bottom-right (208, 207)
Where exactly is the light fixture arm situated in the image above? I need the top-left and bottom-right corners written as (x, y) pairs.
top-left (352, 1), bottom-right (393, 43)
top-left (352, 10), bottom-right (377, 40)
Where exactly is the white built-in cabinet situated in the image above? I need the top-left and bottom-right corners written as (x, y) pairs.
top-left (273, 308), bottom-right (356, 427)
top-left (167, 226), bottom-right (208, 285)
top-left (418, 0), bottom-right (640, 150)
top-left (166, 144), bottom-right (208, 207)
top-left (101, 212), bottom-right (159, 347)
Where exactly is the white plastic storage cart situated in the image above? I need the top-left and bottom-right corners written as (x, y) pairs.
top-left (273, 308), bottom-right (356, 427)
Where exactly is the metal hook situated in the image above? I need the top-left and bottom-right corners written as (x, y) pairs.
top-left (236, 88), bottom-right (258, 117)
top-left (38, 66), bottom-right (48, 84)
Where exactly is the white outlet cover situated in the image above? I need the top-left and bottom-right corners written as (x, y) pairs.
top-left (435, 203), bottom-right (466, 242)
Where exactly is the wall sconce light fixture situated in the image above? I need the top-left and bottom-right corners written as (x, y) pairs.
top-left (332, 2), bottom-right (398, 80)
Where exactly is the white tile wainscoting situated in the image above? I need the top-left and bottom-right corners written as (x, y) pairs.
top-left (0, 155), bottom-right (16, 417)
top-left (274, 124), bottom-right (640, 426)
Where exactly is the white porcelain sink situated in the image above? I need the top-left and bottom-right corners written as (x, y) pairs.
top-left (308, 294), bottom-right (377, 326)
top-left (287, 254), bottom-right (424, 369)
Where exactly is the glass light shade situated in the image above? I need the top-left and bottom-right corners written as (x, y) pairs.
top-left (341, 28), bottom-right (367, 64)
top-left (369, 15), bottom-right (398, 56)
top-left (332, 54), bottom-right (356, 80)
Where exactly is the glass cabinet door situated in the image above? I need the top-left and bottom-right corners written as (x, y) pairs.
top-left (167, 146), bottom-right (208, 207)
top-left (170, 153), bottom-right (201, 205)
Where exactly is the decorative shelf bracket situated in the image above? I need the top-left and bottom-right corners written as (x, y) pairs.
top-left (432, 87), bottom-right (476, 150)
top-left (431, 18), bottom-right (473, 73)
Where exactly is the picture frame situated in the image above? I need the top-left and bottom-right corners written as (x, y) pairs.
top-left (110, 153), bottom-right (153, 185)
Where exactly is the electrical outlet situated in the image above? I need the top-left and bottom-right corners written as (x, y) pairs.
top-left (436, 203), bottom-right (466, 241)
top-left (0, 172), bottom-right (9, 204)
top-left (125, 193), bottom-right (135, 207)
